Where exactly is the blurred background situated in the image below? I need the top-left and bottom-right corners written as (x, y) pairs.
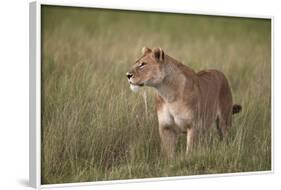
top-left (41, 6), bottom-right (271, 184)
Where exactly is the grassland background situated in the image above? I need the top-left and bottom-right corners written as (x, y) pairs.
top-left (41, 6), bottom-right (271, 184)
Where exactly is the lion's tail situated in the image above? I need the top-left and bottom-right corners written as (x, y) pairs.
top-left (232, 104), bottom-right (242, 114)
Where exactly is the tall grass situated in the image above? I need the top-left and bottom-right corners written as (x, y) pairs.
top-left (41, 6), bottom-right (271, 184)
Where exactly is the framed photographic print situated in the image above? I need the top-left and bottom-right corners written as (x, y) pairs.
top-left (29, 1), bottom-right (273, 188)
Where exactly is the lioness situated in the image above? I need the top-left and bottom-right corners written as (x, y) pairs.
top-left (126, 47), bottom-right (241, 159)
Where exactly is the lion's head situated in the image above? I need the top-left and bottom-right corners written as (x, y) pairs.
top-left (126, 47), bottom-right (165, 92)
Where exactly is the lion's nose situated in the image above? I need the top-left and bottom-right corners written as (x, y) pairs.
top-left (126, 72), bottom-right (134, 79)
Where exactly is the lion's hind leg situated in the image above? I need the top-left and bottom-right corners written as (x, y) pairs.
top-left (216, 113), bottom-right (231, 142)
top-left (217, 80), bottom-right (233, 142)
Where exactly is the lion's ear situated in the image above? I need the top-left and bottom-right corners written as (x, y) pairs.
top-left (152, 48), bottom-right (164, 62)
top-left (141, 47), bottom-right (152, 55)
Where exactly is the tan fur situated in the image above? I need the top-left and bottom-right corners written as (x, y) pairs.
top-left (126, 47), bottom-right (241, 159)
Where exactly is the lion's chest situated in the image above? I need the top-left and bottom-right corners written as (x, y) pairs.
top-left (157, 103), bottom-right (193, 131)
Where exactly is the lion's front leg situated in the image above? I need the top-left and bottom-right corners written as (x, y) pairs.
top-left (186, 127), bottom-right (196, 155)
top-left (159, 126), bottom-right (177, 160)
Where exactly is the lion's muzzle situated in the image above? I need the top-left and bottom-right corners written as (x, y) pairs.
top-left (126, 72), bottom-right (134, 79)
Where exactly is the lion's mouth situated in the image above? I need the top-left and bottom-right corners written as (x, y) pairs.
top-left (129, 82), bottom-right (144, 93)
top-left (129, 81), bottom-right (144, 86)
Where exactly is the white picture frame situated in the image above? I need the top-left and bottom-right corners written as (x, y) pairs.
top-left (29, 1), bottom-right (274, 189)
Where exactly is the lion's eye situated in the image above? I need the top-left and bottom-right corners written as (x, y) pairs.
top-left (139, 62), bottom-right (146, 69)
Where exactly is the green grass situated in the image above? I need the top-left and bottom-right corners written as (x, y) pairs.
top-left (41, 5), bottom-right (271, 184)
